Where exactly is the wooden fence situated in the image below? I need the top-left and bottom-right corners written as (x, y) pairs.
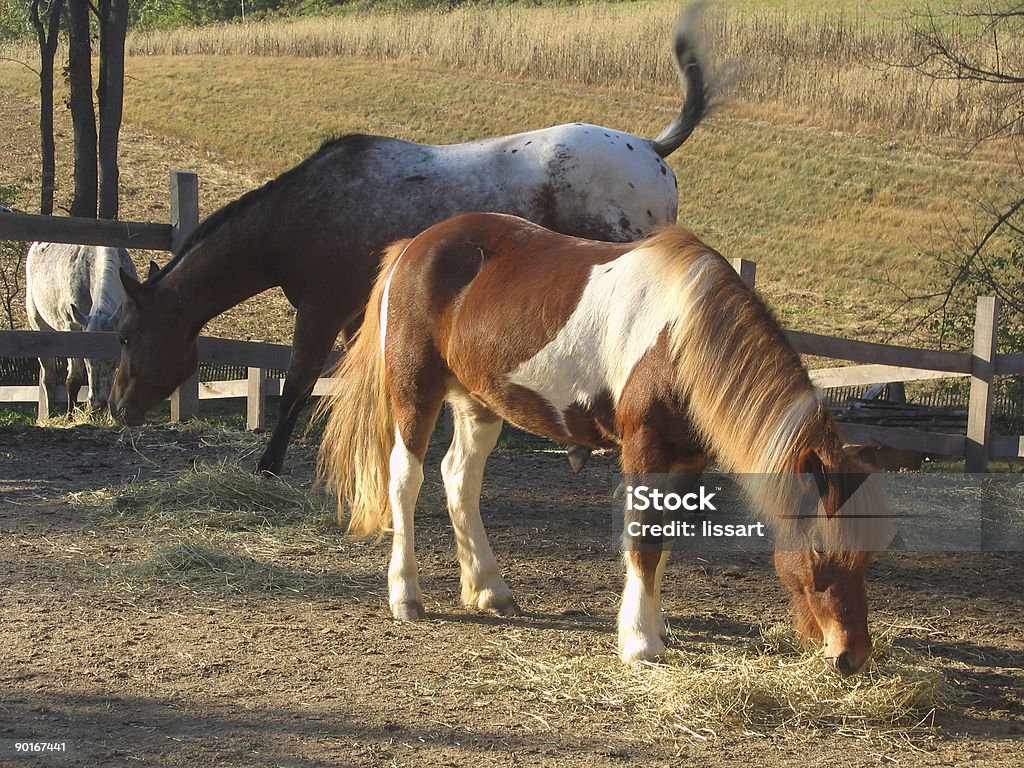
top-left (1, 172), bottom-right (1021, 470)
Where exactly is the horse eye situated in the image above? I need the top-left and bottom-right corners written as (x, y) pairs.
top-left (119, 336), bottom-right (129, 348)
top-left (808, 531), bottom-right (824, 560)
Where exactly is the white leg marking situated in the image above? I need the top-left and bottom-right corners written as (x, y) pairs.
top-left (441, 394), bottom-right (519, 615)
top-left (617, 553), bottom-right (666, 664)
top-left (388, 426), bottom-right (426, 620)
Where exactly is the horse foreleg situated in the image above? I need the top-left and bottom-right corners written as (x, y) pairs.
top-left (65, 357), bottom-right (85, 416)
top-left (654, 454), bottom-right (709, 646)
top-left (257, 309), bottom-right (346, 475)
top-left (617, 427), bottom-right (675, 664)
top-left (442, 391), bottom-right (520, 616)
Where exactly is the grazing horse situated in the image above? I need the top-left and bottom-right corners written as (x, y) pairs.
top-left (317, 213), bottom-right (894, 674)
top-left (108, 12), bottom-right (711, 474)
top-left (25, 242), bottom-right (138, 415)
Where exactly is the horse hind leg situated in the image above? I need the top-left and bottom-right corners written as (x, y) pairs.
top-left (387, 377), bottom-right (447, 622)
top-left (37, 357), bottom-right (58, 421)
top-left (442, 390), bottom-right (520, 617)
top-left (388, 424), bottom-right (428, 621)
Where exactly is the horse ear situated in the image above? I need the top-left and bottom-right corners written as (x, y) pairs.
top-left (147, 261), bottom-right (160, 282)
top-left (795, 448), bottom-right (824, 477)
top-left (70, 303), bottom-right (89, 327)
top-left (843, 444), bottom-right (880, 468)
top-left (120, 267), bottom-right (144, 302)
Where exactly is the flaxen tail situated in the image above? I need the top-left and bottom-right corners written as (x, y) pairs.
top-left (315, 239), bottom-right (410, 538)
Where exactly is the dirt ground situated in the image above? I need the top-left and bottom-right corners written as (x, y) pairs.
top-left (1, 415), bottom-right (1022, 768)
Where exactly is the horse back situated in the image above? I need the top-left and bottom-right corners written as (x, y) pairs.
top-left (383, 214), bottom-right (636, 441)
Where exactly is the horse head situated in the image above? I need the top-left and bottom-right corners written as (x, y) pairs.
top-left (108, 263), bottom-right (198, 425)
top-left (773, 446), bottom-right (893, 676)
top-left (71, 302), bottom-right (122, 410)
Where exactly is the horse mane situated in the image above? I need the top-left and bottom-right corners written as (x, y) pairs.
top-left (641, 229), bottom-right (891, 552)
top-left (158, 133), bottom-right (380, 281)
top-left (91, 246), bottom-right (132, 316)
top-left (643, 227), bottom-right (828, 476)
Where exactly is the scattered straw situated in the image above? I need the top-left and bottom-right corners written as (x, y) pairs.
top-left (461, 624), bottom-right (946, 746)
top-left (102, 458), bottom-right (333, 532)
top-left (39, 407), bottom-right (114, 429)
top-left (113, 537), bottom-right (316, 593)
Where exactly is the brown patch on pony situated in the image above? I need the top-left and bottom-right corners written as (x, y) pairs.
top-left (562, 389), bottom-right (619, 449)
top-left (439, 214), bottom-right (630, 393)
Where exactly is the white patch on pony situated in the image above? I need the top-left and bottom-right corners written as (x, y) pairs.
top-left (617, 553), bottom-right (667, 664)
top-left (387, 425), bottom-right (426, 620)
top-left (506, 248), bottom-right (714, 428)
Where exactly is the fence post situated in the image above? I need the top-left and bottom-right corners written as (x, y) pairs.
top-left (730, 258), bottom-right (756, 288)
top-left (247, 367), bottom-right (267, 431)
top-left (170, 371), bottom-right (200, 423)
top-left (966, 296), bottom-right (1000, 472)
top-left (168, 171), bottom-right (200, 422)
top-left (169, 170), bottom-right (199, 252)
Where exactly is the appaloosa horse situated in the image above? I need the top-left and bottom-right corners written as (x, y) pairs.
top-left (109, 11), bottom-right (711, 474)
top-left (26, 242), bottom-right (138, 415)
top-left (317, 212), bottom-right (893, 673)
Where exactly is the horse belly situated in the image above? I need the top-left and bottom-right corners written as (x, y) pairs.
top-left (465, 381), bottom-right (619, 451)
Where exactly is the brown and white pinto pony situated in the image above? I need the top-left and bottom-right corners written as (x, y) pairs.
top-left (318, 213), bottom-right (893, 673)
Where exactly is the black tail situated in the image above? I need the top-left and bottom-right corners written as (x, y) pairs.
top-left (650, 3), bottom-right (711, 159)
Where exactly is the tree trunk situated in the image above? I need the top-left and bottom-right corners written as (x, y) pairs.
top-left (66, 0), bottom-right (97, 219)
top-left (30, 0), bottom-right (65, 216)
top-left (97, 0), bottom-right (127, 220)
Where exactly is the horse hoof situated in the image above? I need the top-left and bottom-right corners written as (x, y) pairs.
top-left (489, 597), bottom-right (523, 617)
top-left (391, 601), bottom-right (426, 621)
top-left (256, 458), bottom-right (283, 476)
top-left (619, 635), bottom-right (667, 665)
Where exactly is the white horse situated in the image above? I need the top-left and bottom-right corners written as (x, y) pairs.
top-left (25, 242), bottom-right (138, 416)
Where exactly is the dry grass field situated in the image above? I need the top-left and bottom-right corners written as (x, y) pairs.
top-left (0, 3), bottom-right (1020, 346)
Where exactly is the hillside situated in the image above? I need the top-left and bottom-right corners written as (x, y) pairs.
top-left (0, 1), bottom-right (1020, 346)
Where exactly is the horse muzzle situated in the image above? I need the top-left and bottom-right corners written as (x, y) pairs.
top-left (824, 630), bottom-right (871, 676)
top-left (108, 397), bottom-right (144, 426)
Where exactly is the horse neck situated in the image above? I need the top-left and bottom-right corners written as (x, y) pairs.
top-left (89, 247), bottom-right (126, 316)
top-left (659, 242), bottom-right (835, 478)
top-left (159, 227), bottom-right (277, 330)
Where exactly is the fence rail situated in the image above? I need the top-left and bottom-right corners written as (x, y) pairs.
top-left (1, 176), bottom-right (1021, 469)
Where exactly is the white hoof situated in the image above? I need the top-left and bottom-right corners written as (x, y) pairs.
top-left (619, 632), bottom-right (667, 665)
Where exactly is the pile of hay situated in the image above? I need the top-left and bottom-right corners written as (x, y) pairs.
top-left (104, 459), bottom-right (332, 531)
top-left (120, 537), bottom-right (310, 593)
top-left (462, 624), bottom-right (947, 744)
